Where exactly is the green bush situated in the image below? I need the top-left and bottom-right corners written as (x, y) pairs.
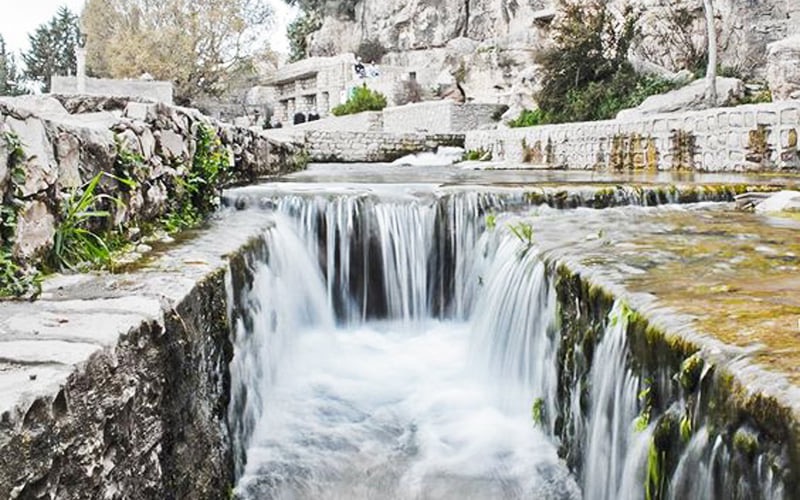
top-left (331, 85), bottom-right (387, 116)
top-left (508, 108), bottom-right (549, 128)
top-left (535, 0), bottom-right (680, 124)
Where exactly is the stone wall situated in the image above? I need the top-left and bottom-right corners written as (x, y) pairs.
top-left (382, 101), bottom-right (502, 133)
top-left (465, 101), bottom-right (800, 172)
top-left (51, 77), bottom-right (174, 105)
top-left (294, 110), bottom-right (384, 132)
top-left (303, 130), bottom-right (465, 162)
top-left (0, 210), bottom-right (275, 499)
top-left (289, 101), bottom-right (503, 134)
top-left (0, 95), bottom-right (299, 283)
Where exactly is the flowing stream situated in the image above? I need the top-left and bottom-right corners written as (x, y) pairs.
top-left (226, 190), bottom-right (784, 499)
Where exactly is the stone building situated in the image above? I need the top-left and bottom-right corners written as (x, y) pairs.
top-left (264, 53), bottom-right (439, 126)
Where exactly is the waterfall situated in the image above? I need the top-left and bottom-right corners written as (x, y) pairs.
top-left (581, 301), bottom-right (643, 500)
top-left (227, 218), bottom-right (335, 478)
top-left (226, 190), bottom-right (787, 499)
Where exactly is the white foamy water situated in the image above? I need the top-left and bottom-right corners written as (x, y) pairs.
top-left (235, 320), bottom-right (580, 499)
top-left (230, 208), bottom-right (580, 499)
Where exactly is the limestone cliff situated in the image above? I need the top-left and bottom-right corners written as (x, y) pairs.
top-left (300, 0), bottom-right (800, 103)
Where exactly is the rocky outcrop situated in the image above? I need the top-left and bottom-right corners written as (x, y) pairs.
top-left (767, 35), bottom-right (800, 101)
top-left (615, 77), bottom-right (745, 119)
top-left (302, 0), bottom-right (800, 104)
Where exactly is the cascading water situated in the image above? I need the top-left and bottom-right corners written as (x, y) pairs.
top-left (229, 195), bottom-right (581, 499)
top-left (227, 189), bottom-right (789, 499)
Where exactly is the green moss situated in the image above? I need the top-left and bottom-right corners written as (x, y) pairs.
top-left (747, 124), bottom-right (771, 165)
top-left (678, 354), bottom-right (705, 393)
top-left (670, 129), bottom-right (696, 170)
top-left (733, 428), bottom-right (759, 459)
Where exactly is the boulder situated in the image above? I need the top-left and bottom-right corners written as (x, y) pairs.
top-left (766, 35), bottom-right (800, 101)
top-left (616, 77), bottom-right (745, 120)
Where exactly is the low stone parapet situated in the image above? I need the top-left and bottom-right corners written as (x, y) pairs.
top-left (303, 130), bottom-right (465, 162)
top-left (465, 101), bottom-right (800, 172)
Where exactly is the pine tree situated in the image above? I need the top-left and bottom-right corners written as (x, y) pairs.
top-left (22, 6), bottom-right (79, 92)
top-left (0, 35), bottom-right (27, 96)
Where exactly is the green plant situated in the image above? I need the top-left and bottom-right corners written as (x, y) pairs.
top-left (51, 173), bottom-right (117, 271)
top-left (0, 132), bottom-right (43, 298)
top-left (356, 38), bottom-right (386, 64)
top-left (485, 212), bottom-right (497, 231)
top-left (331, 85), bottom-right (387, 116)
top-left (161, 124), bottom-right (229, 233)
top-left (463, 148), bottom-right (492, 161)
top-left (0, 249), bottom-right (42, 298)
top-left (114, 137), bottom-right (145, 190)
top-left (508, 108), bottom-right (549, 128)
top-left (508, 221), bottom-right (534, 246)
top-left (289, 148), bottom-right (310, 172)
top-left (535, 1), bottom-right (682, 124)
top-left (531, 398), bottom-right (545, 425)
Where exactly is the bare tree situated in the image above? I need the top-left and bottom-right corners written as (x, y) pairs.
top-left (703, 0), bottom-right (717, 106)
top-left (82, 0), bottom-right (273, 104)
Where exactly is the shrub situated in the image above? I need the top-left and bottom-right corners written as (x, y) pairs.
top-left (356, 38), bottom-right (387, 64)
top-left (331, 85), bottom-right (387, 116)
top-left (508, 108), bottom-right (549, 128)
top-left (535, 0), bottom-right (679, 123)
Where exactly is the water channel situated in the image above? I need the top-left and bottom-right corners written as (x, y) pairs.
top-left (225, 164), bottom-right (798, 500)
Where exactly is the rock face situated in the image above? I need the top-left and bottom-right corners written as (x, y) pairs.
top-left (767, 35), bottom-right (800, 100)
top-left (303, 0), bottom-right (800, 104)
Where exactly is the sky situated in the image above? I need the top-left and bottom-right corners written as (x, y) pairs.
top-left (0, 0), bottom-right (297, 57)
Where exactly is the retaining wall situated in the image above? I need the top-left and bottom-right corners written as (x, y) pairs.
top-left (303, 130), bottom-right (465, 162)
top-left (0, 95), bottom-right (300, 283)
top-left (465, 101), bottom-right (800, 172)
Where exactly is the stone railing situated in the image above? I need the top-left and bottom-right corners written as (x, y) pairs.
top-left (465, 101), bottom-right (800, 172)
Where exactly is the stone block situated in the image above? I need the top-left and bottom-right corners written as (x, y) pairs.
top-left (6, 116), bottom-right (56, 197)
top-left (756, 111), bottom-right (778, 126)
top-left (124, 102), bottom-right (159, 122)
top-left (55, 131), bottom-right (82, 190)
top-left (780, 107), bottom-right (799, 125)
top-left (13, 200), bottom-right (55, 260)
top-left (157, 129), bottom-right (188, 161)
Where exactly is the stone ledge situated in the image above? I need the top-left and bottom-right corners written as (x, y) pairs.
top-left (0, 209), bottom-right (273, 499)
